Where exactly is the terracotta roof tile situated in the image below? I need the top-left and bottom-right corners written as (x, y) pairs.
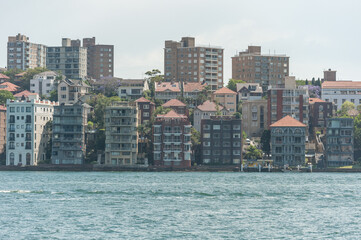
top-left (135, 97), bottom-right (154, 104)
top-left (196, 100), bottom-right (223, 112)
top-left (0, 105), bottom-right (6, 111)
top-left (14, 90), bottom-right (39, 97)
top-left (270, 115), bottom-right (306, 127)
top-left (0, 73), bottom-right (10, 79)
top-left (155, 82), bottom-right (181, 92)
top-left (157, 110), bottom-right (187, 119)
top-left (183, 82), bottom-right (206, 92)
top-left (309, 98), bottom-right (326, 103)
top-left (162, 99), bottom-right (186, 107)
top-left (322, 81), bottom-right (361, 89)
top-left (0, 82), bottom-right (20, 92)
top-left (15, 72), bottom-right (26, 77)
top-left (213, 87), bottom-right (236, 95)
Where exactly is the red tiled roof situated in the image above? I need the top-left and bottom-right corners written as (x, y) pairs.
top-left (155, 82), bottom-right (181, 92)
top-left (135, 97), bottom-right (154, 104)
top-left (309, 98), bottom-right (326, 103)
top-left (15, 72), bottom-right (26, 77)
top-left (322, 81), bottom-right (361, 89)
top-left (196, 100), bottom-right (223, 112)
top-left (0, 82), bottom-right (20, 92)
top-left (183, 82), bottom-right (206, 92)
top-left (213, 87), bottom-right (236, 95)
top-left (0, 73), bottom-right (10, 79)
top-left (162, 99), bottom-right (186, 107)
top-left (157, 110), bottom-right (187, 119)
top-left (0, 105), bottom-right (6, 111)
top-left (270, 115), bottom-right (306, 127)
top-left (14, 90), bottom-right (39, 97)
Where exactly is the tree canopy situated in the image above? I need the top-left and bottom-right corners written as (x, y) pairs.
top-left (245, 145), bottom-right (262, 160)
top-left (226, 79), bottom-right (245, 92)
top-left (0, 90), bottom-right (14, 105)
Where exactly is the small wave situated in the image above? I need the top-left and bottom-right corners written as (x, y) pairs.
top-left (0, 190), bottom-right (47, 194)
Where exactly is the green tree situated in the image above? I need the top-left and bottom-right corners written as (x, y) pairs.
top-left (338, 101), bottom-right (355, 116)
top-left (48, 89), bottom-right (58, 101)
top-left (145, 69), bottom-right (164, 100)
top-left (226, 79), bottom-right (245, 92)
top-left (191, 127), bottom-right (202, 164)
top-left (233, 112), bottom-right (241, 119)
top-left (316, 78), bottom-right (321, 86)
top-left (87, 94), bottom-right (121, 129)
top-left (245, 145), bottom-right (262, 160)
top-left (0, 90), bottom-right (14, 105)
top-left (260, 130), bottom-right (271, 157)
top-left (311, 77), bottom-right (315, 86)
top-left (2, 68), bottom-right (23, 81)
top-left (305, 79), bottom-right (309, 85)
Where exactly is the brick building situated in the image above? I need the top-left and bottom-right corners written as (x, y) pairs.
top-left (162, 99), bottom-right (188, 116)
top-left (242, 99), bottom-right (268, 137)
top-left (309, 98), bottom-right (333, 129)
top-left (135, 97), bottom-right (155, 124)
top-left (212, 87), bottom-right (237, 113)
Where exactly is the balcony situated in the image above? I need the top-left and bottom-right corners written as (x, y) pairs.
top-left (25, 128), bottom-right (32, 132)
top-left (8, 137), bottom-right (15, 141)
top-left (9, 128), bottom-right (15, 132)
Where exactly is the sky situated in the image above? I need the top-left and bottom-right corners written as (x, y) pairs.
top-left (0, 0), bottom-right (360, 83)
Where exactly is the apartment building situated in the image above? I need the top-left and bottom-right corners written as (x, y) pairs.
top-left (201, 116), bottom-right (242, 165)
top-left (321, 81), bottom-right (361, 110)
top-left (270, 116), bottom-right (306, 167)
top-left (309, 98), bottom-right (333, 129)
top-left (105, 101), bottom-right (139, 165)
top-left (232, 46), bottom-right (289, 88)
top-left (193, 100), bottom-right (229, 132)
top-left (242, 99), bottom-right (268, 137)
top-left (155, 82), bottom-right (181, 102)
top-left (46, 38), bottom-right (87, 79)
top-left (83, 37), bottom-right (114, 79)
top-left (58, 79), bottom-right (90, 104)
top-left (325, 118), bottom-right (354, 167)
top-left (324, 69), bottom-right (336, 81)
top-left (6, 99), bottom-right (58, 166)
top-left (162, 99), bottom-right (188, 115)
top-left (164, 37), bottom-right (223, 90)
top-left (118, 79), bottom-right (149, 100)
top-left (135, 97), bottom-right (155, 124)
top-left (267, 87), bottom-right (309, 127)
top-left (212, 87), bottom-right (237, 113)
top-left (14, 90), bottom-right (39, 101)
top-left (0, 73), bottom-right (10, 83)
top-left (236, 83), bottom-right (263, 102)
top-left (183, 82), bottom-right (207, 99)
top-left (153, 110), bottom-right (192, 167)
top-left (30, 71), bottom-right (60, 97)
top-left (0, 106), bottom-right (6, 155)
top-left (52, 101), bottom-right (91, 164)
top-left (7, 33), bottom-right (47, 70)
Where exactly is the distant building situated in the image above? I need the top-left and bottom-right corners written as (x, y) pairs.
top-left (14, 90), bottom-right (39, 101)
top-left (325, 118), bottom-right (354, 167)
top-left (193, 100), bottom-right (229, 132)
top-left (212, 87), bottom-right (237, 113)
top-left (232, 46), bottom-right (289, 88)
top-left (135, 97), bottom-right (155, 124)
top-left (162, 99), bottom-right (188, 115)
top-left (58, 79), bottom-right (90, 104)
top-left (164, 37), bottom-right (224, 91)
top-left (52, 101), bottom-right (91, 164)
top-left (6, 99), bottom-right (58, 166)
top-left (0, 73), bottom-right (10, 83)
top-left (83, 37), bottom-right (114, 79)
top-left (321, 81), bottom-right (361, 110)
top-left (7, 33), bottom-right (47, 70)
top-left (183, 82), bottom-right (207, 100)
top-left (324, 69), bottom-right (336, 81)
top-left (0, 106), bottom-right (6, 155)
top-left (201, 116), bottom-right (242, 165)
top-left (46, 38), bottom-right (87, 79)
top-left (155, 82), bottom-right (181, 102)
top-left (270, 116), bottom-right (306, 167)
top-left (268, 87), bottom-right (309, 127)
top-left (236, 83), bottom-right (263, 102)
top-left (242, 99), bottom-right (268, 137)
top-left (30, 71), bottom-right (60, 97)
top-left (105, 101), bottom-right (139, 165)
top-left (309, 98), bottom-right (333, 129)
top-left (0, 82), bottom-right (20, 93)
top-left (153, 110), bottom-right (192, 167)
top-left (118, 79), bottom-right (149, 100)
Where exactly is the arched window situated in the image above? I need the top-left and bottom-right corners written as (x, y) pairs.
top-left (9, 153), bottom-right (14, 165)
top-left (26, 153), bottom-right (31, 166)
top-left (294, 129), bottom-right (302, 134)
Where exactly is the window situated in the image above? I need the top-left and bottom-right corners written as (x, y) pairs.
top-left (143, 112), bottom-right (149, 117)
top-left (213, 125), bottom-right (220, 130)
top-left (60, 87), bottom-right (66, 91)
top-left (143, 104), bottom-right (149, 109)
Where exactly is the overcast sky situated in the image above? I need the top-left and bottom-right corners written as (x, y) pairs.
top-left (0, 0), bottom-right (360, 83)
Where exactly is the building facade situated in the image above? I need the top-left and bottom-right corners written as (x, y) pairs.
top-left (7, 33), bottom-right (47, 70)
top-left (236, 83), bottom-right (263, 102)
top-left (212, 87), bottom-right (237, 113)
top-left (270, 116), bottom-right (306, 167)
top-left (30, 71), bottom-right (60, 97)
top-left (268, 88), bottom-right (309, 127)
top-left (58, 79), bottom-right (90, 104)
top-left (201, 116), bottom-right (242, 165)
top-left (242, 99), bottom-right (268, 137)
top-left (6, 99), bottom-right (58, 166)
top-left (153, 110), bottom-right (192, 167)
top-left (46, 38), bottom-right (87, 79)
top-left (164, 37), bottom-right (223, 91)
top-left (162, 99), bottom-right (188, 115)
top-left (118, 79), bottom-right (149, 100)
top-left (232, 46), bottom-right (289, 88)
top-left (83, 37), bottom-right (114, 79)
top-left (325, 118), bottom-right (354, 167)
top-left (321, 81), bottom-right (361, 110)
top-left (193, 100), bottom-right (229, 132)
top-left (155, 82), bottom-right (181, 102)
top-left (0, 106), bottom-right (6, 155)
top-left (135, 97), bottom-right (155, 124)
top-left (105, 102), bottom-right (138, 165)
top-left (324, 69), bottom-right (336, 81)
top-left (309, 98), bottom-right (333, 129)
top-left (52, 101), bottom-right (90, 164)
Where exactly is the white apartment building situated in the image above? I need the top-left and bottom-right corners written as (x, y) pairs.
top-left (321, 81), bottom-right (361, 110)
top-left (118, 79), bottom-right (149, 100)
top-left (6, 99), bottom-right (58, 166)
top-left (30, 71), bottom-right (60, 97)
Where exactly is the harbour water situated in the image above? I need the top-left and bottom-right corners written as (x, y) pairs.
top-left (1, 171), bottom-right (360, 239)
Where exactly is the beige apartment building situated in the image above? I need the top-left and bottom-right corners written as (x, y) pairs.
top-left (83, 37), bottom-right (114, 79)
top-left (57, 79), bottom-right (90, 104)
top-left (232, 46), bottom-right (289, 88)
top-left (242, 99), bottom-right (268, 137)
top-left (164, 37), bottom-right (223, 91)
top-left (0, 106), bottom-right (6, 155)
top-left (211, 87), bottom-right (237, 113)
top-left (7, 33), bottom-right (47, 70)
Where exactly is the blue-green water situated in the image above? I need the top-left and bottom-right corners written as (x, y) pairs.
top-left (0, 172), bottom-right (360, 239)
